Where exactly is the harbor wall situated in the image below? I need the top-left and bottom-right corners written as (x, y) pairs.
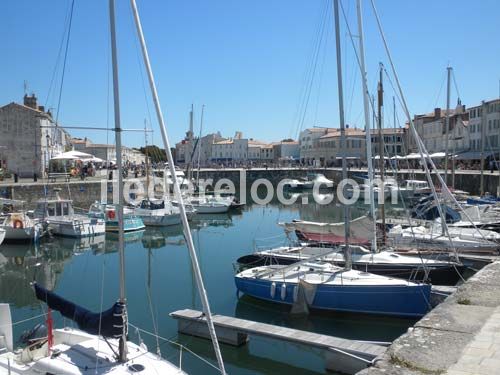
top-left (0, 168), bottom-right (498, 208)
top-left (357, 261), bottom-right (500, 375)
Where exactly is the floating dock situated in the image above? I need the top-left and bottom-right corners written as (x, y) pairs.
top-left (170, 308), bottom-right (388, 374)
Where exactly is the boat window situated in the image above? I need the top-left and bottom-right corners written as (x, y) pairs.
top-left (47, 203), bottom-right (56, 217)
top-left (62, 202), bottom-right (69, 216)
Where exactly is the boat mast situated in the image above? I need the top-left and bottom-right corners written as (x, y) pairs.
top-left (333, 0), bottom-right (351, 270)
top-left (377, 63), bottom-right (386, 245)
top-left (108, 0), bottom-right (127, 362)
top-left (144, 119), bottom-right (150, 198)
top-left (480, 100), bottom-right (486, 196)
top-left (196, 104), bottom-right (205, 188)
top-left (355, 0), bottom-right (377, 252)
top-left (129, 1), bottom-right (226, 373)
top-left (444, 66), bottom-right (452, 185)
top-left (187, 105), bottom-right (194, 183)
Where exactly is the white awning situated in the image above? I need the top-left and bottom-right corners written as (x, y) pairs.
top-left (51, 150), bottom-right (95, 160)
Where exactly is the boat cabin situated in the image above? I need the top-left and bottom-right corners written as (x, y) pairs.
top-left (35, 199), bottom-right (74, 219)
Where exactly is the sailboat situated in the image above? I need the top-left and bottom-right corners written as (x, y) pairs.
top-left (235, 0), bottom-right (431, 318)
top-left (133, 127), bottom-right (185, 227)
top-left (280, 215), bottom-right (375, 245)
top-left (236, 244), bottom-right (465, 285)
top-left (0, 1), bottom-right (226, 373)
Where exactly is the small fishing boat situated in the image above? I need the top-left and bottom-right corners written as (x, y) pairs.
top-left (0, 212), bottom-right (43, 243)
top-left (0, 199), bottom-right (44, 243)
top-left (235, 261), bottom-right (431, 317)
top-left (237, 244), bottom-right (465, 285)
top-left (34, 192), bottom-right (105, 238)
top-left (89, 202), bottom-right (145, 232)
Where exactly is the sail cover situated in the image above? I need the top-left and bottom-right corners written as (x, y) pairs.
top-left (34, 283), bottom-right (126, 338)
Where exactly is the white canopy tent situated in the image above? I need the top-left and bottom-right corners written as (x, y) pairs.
top-left (51, 150), bottom-right (95, 160)
top-left (51, 150), bottom-right (103, 163)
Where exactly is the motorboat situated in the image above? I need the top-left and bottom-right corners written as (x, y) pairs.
top-left (235, 261), bottom-right (431, 317)
top-left (133, 198), bottom-right (183, 227)
top-left (237, 244), bottom-right (465, 285)
top-left (175, 196), bottom-right (231, 214)
top-left (0, 212), bottom-right (43, 243)
top-left (34, 193), bottom-right (106, 238)
top-left (0, 199), bottom-right (44, 243)
top-left (282, 173), bottom-right (334, 191)
top-left (89, 202), bottom-right (145, 232)
top-left (345, 183), bottom-right (391, 202)
top-left (386, 179), bottom-right (431, 201)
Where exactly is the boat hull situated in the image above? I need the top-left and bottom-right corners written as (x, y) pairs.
top-left (141, 213), bottom-right (181, 227)
top-left (235, 276), bottom-right (431, 318)
top-left (105, 217), bottom-right (146, 232)
top-left (0, 225), bottom-right (43, 243)
top-left (236, 254), bottom-right (465, 286)
top-left (47, 217), bottom-right (106, 237)
top-left (194, 204), bottom-right (230, 214)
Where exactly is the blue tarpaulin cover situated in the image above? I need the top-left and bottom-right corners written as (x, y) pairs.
top-left (34, 283), bottom-right (125, 338)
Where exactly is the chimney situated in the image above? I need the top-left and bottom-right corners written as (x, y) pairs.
top-left (23, 93), bottom-right (38, 110)
top-left (434, 108), bottom-right (441, 119)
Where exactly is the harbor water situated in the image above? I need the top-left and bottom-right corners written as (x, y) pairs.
top-left (1, 194), bottom-right (416, 374)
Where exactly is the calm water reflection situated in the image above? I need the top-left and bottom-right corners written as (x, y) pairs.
top-left (1, 193), bottom-right (413, 374)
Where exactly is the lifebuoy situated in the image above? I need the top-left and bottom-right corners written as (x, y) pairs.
top-left (107, 210), bottom-right (116, 220)
top-left (13, 219), bottom-right (24, 229)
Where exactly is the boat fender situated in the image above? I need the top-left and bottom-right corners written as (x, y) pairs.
top-left (13, 219), bottom-right (24, 229)
top-left (281, 283), bottom-right (286, 300)
top-left (270, 282), bottom-right (276, 298)
top-left (293, 285), bottom-right (298, 302)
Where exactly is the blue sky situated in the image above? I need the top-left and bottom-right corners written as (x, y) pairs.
top-left (1, 0), bottom-right (499, 148)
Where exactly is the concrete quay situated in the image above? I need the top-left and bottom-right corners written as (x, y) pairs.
top-left (357, 261), bottom-right (500, 375)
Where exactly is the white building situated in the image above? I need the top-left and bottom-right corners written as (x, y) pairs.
top-left (273, 141), bottom-right (300, 161)
top-left (72, 138), bottom-right (145, 165)
top-left (299, 127), bottom-right (334, 165)
top-left (467, 99), bottom-right (500, 155)
top-left (212, 136), bottom-right (249, 162)
top-left (410, 104), bottom-right (470, 154)
top-left (176, 132), bottom-right (225, 166)
top-left (0, 94), bottom-right (70, 177)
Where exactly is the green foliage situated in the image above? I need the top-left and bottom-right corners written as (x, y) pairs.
top-left (137, 145), bottom-right (167, 163)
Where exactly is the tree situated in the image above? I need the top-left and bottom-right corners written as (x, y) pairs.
top-left (137, 145), bottom-right (167, 163)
